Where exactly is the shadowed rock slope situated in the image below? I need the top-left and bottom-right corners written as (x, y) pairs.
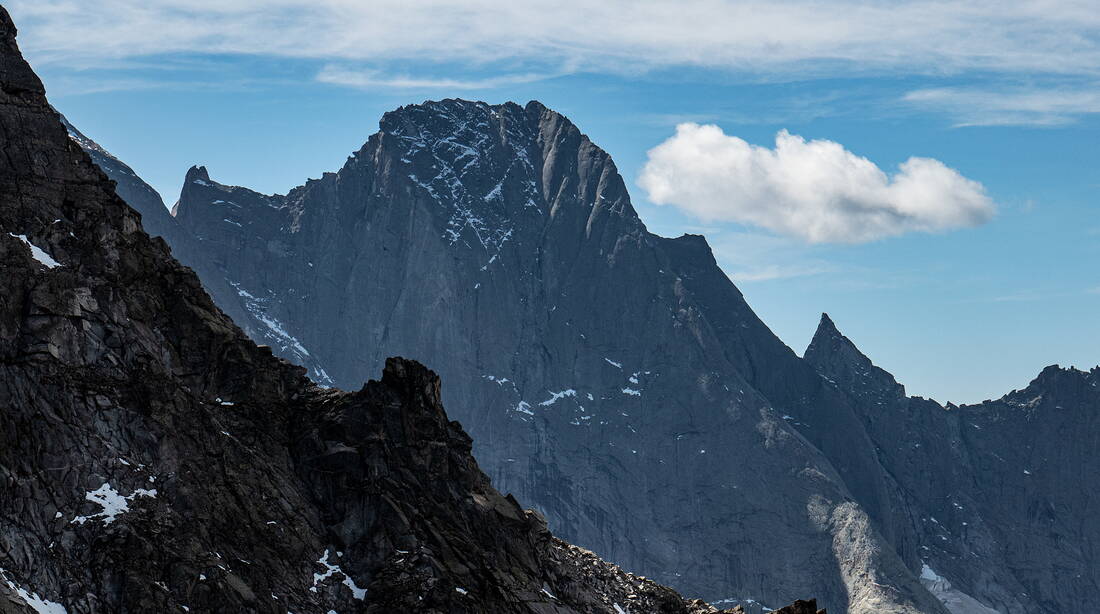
top-left (101, 96), bottom-right (953, 611)
top-left (0, 7), bottom-right (824, 614)
top-left (57, 115), bottom-right (332, 386)
top-left (805, 314), bottom-right (1100, 614)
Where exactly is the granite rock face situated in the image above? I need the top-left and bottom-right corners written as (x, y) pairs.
top-left (99, 97), bottom-right (953, 612)
top-left (0, 8), bottom-right (813, 614)
top-left (805, 314), bottom-right (1100, 614)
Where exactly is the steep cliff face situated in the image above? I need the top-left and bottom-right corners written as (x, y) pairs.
top-left (57, 118), bottom-right (332, 386)
top-left (0, 8), bottom-right (802, 614)
top-left (116, 96), bottom-right (951, 612)
top-left (805, 314), bottom-right (1100, 614)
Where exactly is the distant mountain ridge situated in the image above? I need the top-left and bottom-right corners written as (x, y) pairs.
top-left (70, 95), bottom-right (1099, 614)
top-left (805, 314), bottom-right (1100, 614)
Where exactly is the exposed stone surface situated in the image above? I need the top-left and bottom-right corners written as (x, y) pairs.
top-left (0, 7), bottom-right (817, 614)
top-left (805, 313), bottom-right (1100, 614)
top-left (107, 96), bottom-right (949, 612)
top-left (65, 22), bottom-right (1098, 614)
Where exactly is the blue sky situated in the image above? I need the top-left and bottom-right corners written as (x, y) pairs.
top-left (9, 1), bottom-right (1099, 403)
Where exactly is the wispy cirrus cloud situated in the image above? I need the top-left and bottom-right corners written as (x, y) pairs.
top-left (904, 84), bottom-right (1100, 126)
top-left (7, 1), bottom-right (1100, 86)
top-left (728, 262), bottom-right (841, 283)
top-left (703, 231), bottom-right (842, 283)
top-left (315, 66), bottom-right (555, 90)
top-left (10, 1), bottom-right (1100, 125)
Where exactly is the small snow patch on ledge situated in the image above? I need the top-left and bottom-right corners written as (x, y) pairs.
top-left (311, 549), bottom-right (367, 600)
top-left (9, 234), bottom-right (60, 268)
top-left (71, 482), bottom-right (156, 525)
top-left (1, 568), bottom-right (68, 614)
top-left (539, 389), bottom-right (577, 406)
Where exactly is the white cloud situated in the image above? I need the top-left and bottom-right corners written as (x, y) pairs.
top-left (638, 124), bottom-right (994, 244)
top-left (728, 262), bottom-right (839, 282)
top-left (701, 230), bottom-right (842, 283)
top-left (7, 1), bottom-right (1100, 80)
top-left (904, 85), bottom-right (1100, 126)
top-left (315, 66), bottom-right (552, 90)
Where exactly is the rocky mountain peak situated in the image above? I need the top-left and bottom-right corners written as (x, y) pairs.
top-left (185, 164), bottom-right (211, 183)
top-left (369, 98), bottom-right (641, 247)
top-left (805, 313), bottom-right (906, 402)
top-left (993, 363), bottom-right (1100, 410)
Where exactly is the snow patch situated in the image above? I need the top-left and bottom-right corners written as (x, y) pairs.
top-left (919, 562), bottom-right (999, 614)
top-left (539, 389), bottom-right (577, 406)
top-left (227, 281), bottom-right (327, 385)
top-left (9, 234), bottom-right (60, 268)
top-left (311, 549), bottom-right (366, 600)
top-left (0, 569), bottom-right (67, 614)
top-left (71, 482), bottom-right (156, 525)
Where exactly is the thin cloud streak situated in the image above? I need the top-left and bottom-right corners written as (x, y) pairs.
top-left (905, 85), bottom-right (1100, 126)
top-left (706, 231), bottom-right (842, 284)
top-left (729, 263), bottom-right (840, 282)
top-left (9, 1), bottom-right (1100, 79)
top-left (315, 66), bottom-right (555, 90)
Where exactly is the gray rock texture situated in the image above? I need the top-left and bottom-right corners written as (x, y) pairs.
top-left (67, 43), bottom-right (1097, 614)
top-left (805, 313), bottom-right (1100, 614)
top-left (0, 7), bottom-right (813, 614)
top-left (97, 97), bottom-right (952, 613)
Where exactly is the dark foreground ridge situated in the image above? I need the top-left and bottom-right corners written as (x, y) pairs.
top-left (0, 6), bottom-right (828, 613)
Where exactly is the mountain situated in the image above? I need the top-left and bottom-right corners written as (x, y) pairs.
top-left (65, 49), bottom-right (1098, 614)
top-left (87, 98), bottom-right (950, 613)
top-left (805, 314), bottom-right (1100, 614)
top-left (58, 117), bottom-right (335, 387)
top-left (0, 7), bottom-right (829, 614)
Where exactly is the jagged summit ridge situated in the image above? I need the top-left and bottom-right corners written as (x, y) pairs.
top-left (805, 313), bottom-right (907, 401)
top-left (803, 313), bottom-right (1100, 614)
top-left (368, 98), bottom-right (640, 250)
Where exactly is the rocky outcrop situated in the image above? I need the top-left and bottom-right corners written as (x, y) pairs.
top-left (113, 96), bottom-right (950, 611)
top-left (57, 117), bottom-right (331, 386)
top-left (804, 314), bottom-right (1100, 614)
top-left (0, 7), bottom-right (814, 613)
